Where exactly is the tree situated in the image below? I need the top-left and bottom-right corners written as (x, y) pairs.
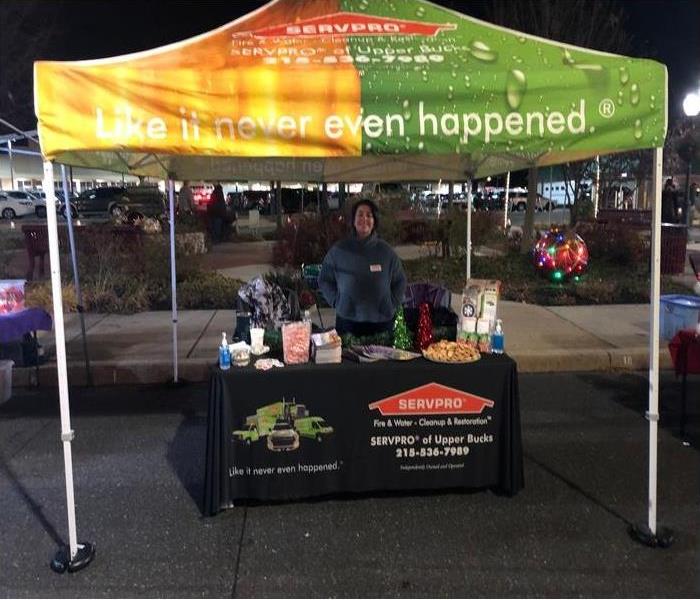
top-left (0, 1), bottom-right (61, 132)
top-left (484, 0), bottom-right (633, 248)
top-left (665, 118), bottom-right (700, 183)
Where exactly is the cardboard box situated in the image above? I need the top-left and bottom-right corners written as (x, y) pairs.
top-left (461, 279), bottom-right (500, 331)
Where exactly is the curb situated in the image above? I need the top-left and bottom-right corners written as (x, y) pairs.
top-left (13, 349), bottom-right (674, 387)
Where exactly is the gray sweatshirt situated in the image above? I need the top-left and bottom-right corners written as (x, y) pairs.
top-left (319, 232), bottom-right (406, 323)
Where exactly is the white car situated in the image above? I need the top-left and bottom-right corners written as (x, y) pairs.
top-left (4, 190), bottom-right (46, 218)
top-left (0, 191), bottom-right (35, 219)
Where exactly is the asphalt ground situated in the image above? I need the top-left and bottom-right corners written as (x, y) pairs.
top-left (1, 372), bottom-right (698, 598)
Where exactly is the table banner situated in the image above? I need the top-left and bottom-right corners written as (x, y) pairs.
top-left (205, 356), bottom-right (523, 514)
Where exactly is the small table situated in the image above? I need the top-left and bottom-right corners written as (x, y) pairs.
top-left (668, 329), bottom-right (700, 437)
top-left (0, 308), bottom-right (53, 383)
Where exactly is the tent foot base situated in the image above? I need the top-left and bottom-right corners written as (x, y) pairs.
top-left (629, 524), bottom-right (674, 548)
top-left (51, 541), bottom-right (96, 573)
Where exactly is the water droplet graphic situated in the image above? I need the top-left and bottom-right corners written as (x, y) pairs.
top-left (463, 75), bottom-right (471, 88)
top-left (512, 55), bottom-right (523, 64)
top-left (630, 83), bottom-right (640, 106)
top-left (619, 67), bottom-right (629, 85)
top-left (617, 90), bottom-right (624, 105)
top-left (365, 142), bottom-right (372, 151)
top-left (562, 49), bottom-right (575, 65)
top-left (421, 70), bottom-right (429, 82)
top-left (574, 63), bottom-right (603, 71)
top-left (633, 119), bottom-right (643, 140)
top-left (470, 40), bottom-right (497, 62)
top-left (589, 126), bottom-right (596, 133)
top-left (451, 70), bottom-right (457, 78)
top-left (418, 141), bottom-right (425, 151)
top-left (402, 99), bottom-right (409, 109)
top-left (506, 69), bottom-right (527, 110)
top-left (518, 36), bottom-right (526, 44)
top-left (416, 6), bottom-right (425, 17)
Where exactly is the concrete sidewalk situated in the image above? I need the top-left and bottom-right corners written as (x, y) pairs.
top-left (9, 232), bottom-right (699, 387)
top-left (13, 300), bottom-right (678, 387)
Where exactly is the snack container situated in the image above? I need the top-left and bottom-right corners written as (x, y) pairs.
top-left (282, 321), bottom-right (311, 364)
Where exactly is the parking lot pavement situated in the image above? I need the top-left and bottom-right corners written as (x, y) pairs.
top-left (0, 371), bottom-right (698, 597)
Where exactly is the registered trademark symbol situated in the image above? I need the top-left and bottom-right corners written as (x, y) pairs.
top-left (598, 98), bottom-right (615, 118)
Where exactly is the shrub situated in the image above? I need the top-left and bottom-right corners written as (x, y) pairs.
top-left (177, 273), bottom-right (242, 309)
top-left (375, 200), bottom-right (404, 245)
top-left (446, 209), bottom-right (504, 255)
top-left (576, 221), bottom-right (648, 266)
top-left (25, 282), bottom-right (78, 313)
top-left (272, 213), bottom-right (348, 267)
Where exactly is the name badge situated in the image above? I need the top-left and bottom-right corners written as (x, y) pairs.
top-left (370, 264), bottom-right (382, 272)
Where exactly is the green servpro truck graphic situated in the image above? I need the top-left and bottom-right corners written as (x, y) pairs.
top-left (233, 399), bottom-right (333, 451)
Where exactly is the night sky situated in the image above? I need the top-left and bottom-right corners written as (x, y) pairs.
top-left (1, 0), bottom-right (698, 132)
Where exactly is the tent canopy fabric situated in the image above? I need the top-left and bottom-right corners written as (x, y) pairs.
top-left (34, 0), bottom-right (666, 181)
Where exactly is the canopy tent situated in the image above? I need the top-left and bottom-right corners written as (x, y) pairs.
top-left (33, 0), bottom-right (670, 569)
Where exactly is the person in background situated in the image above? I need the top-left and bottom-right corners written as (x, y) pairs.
top-left (319, 199), bottom-right (406, 337)
top-left (208, 183), bottom-right (227, 242)
top-left (178, 180), bottom-right (193, 215)
top-left (661, 178), bottom-right (678, 223)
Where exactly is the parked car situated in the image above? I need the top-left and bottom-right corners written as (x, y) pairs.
top-left (242, 190), bottom-right (271, 213)
top-left (73, 186), bottom-right (164, 218)
top-left (0, 191), bottom-right (35, 219)
top-left (360, 182), bottom-right (409, 203)
top-left (1, 190), bottom-right (45, 218)
top-left (507, 190), bottom-right (546, 212)
top-left (474, 191), bottom-right (504, 211)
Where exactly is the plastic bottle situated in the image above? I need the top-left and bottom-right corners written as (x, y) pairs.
top-left (491, 319), bottom-right (505, 354)
top-left (219, 332), bottom-right (231, 370)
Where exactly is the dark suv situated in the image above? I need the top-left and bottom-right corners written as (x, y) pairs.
top-left (72, 186), bottom-right (164, 218)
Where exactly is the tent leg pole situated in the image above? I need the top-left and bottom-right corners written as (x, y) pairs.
top-left (43, 161), bottom-right (95, 573)
top-left (60, 165), bottom-right (92, 386)
top-left (168, 179), bottom-right (179, 384)
top-left (466, 178), bottom-right (472, 280)
top-left (504, 171), bottom-right (511, 232)
top-left (630, 146), bottom-right (673, 549)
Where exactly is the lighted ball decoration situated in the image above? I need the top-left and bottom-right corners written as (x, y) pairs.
top-left (533, 228), bottom-right (589, 282)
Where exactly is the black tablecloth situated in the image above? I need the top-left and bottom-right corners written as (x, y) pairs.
top-left (204, 355), bottom-right (523, 515)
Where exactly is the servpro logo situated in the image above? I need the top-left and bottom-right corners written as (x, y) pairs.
top-left (246, 13), bottom-right (457, 38)
top-left (369, 383), bottom-right (494, 416)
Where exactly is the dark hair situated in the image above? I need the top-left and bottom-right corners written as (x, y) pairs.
top-left (351, 199), bottom-right (379, 234)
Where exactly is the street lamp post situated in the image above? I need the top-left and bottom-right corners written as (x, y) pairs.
top-left (682, 90), bottom-right (700, 225)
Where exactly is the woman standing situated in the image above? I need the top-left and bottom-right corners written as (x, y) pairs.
top-left (319, 199), bottom-right (406, 336)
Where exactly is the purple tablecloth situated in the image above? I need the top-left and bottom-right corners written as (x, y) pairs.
top-left (0, 308), bottom-right (53, 343)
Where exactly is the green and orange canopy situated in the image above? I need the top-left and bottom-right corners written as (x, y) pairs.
top-left (34, 0), bottom-right (667, 181)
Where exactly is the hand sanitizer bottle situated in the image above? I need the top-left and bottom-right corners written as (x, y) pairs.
top-left (219, 332), bottom-right (231, 370)
top-left (492, 319), bottom-right (505, 354)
